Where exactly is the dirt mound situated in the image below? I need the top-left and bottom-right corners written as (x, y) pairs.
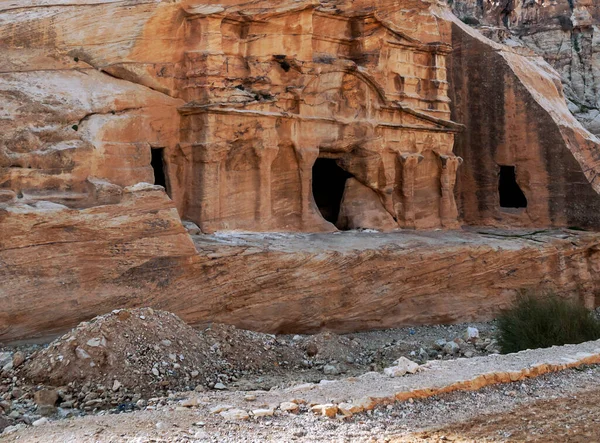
top-left (18, 308), bottom-right (305, 398)
top-left (202, 324), bottom-right (302, 373)
top-left (20, 308), bottom-right (227, 395)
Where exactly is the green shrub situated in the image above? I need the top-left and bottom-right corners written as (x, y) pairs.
top-left (497, 291), bottom-right (600, 354)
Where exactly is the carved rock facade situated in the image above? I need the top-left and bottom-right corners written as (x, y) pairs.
top-left (2, 0), bottom-right (600, 341)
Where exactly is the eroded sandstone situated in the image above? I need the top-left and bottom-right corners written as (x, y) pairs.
top-left (2, 0), bottom-right (600, 341)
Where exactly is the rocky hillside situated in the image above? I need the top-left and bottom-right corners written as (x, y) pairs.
top-left (451, 0), bottom-right (600, 136)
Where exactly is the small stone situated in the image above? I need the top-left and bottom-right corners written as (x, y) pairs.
top-left (182, 221), bottom-right (201, 235)
top-left (323, 364), bottom-right (340, 375)
top-left (75, 347), bottom-right (91, 360)
top-left (161, 340), bottom-right (172, 347)
top-left (86, 337), bottom-right (106, 348)
top-left (305, 343), bottom-right (318, 357)
top-left (38, 405), bottom-right (56, 416)
top-left (220, 409), bottom-right (249, 420)
top-left (32, 417), bottom-right (49, 427)
top-left (191, 370), bottom-right (199, 378)
top-left (2, 424), bottom-right (26, 435)
top-left (384, 357), bottom-right (419, 377)
top-left (136, 399), bottom-right (147, 408)
top-left (180, 397), bottom-right (199, 408)
top-left (155, 422), bottom-right (166, 430)
top-left (152, 368), bottom-right (160, 377)
top-left (34, 389), bottom-right (58, 407)
top-left (244, 394), bottom-right (256, 401)
top-left (11, 352), bottom-right (25, 369)
top-left (213, 382), bottom-right (227, 390)
top-left (0, 352), bottom-right (12, 368)
top-left (464, 350), bottom-right (474, 358)
top-left (279, 402), bottom-right (299, 412)
top-left (292, 335), bottom-right (302, 341)
top-left (112, 380), bottom-right (122, 392)
top-left (443, 341), bottom-right (460, 355)
top-left (252, 408), bottom-right (274, 417)
top-left (433, 339), bottom-right (447, 350)
top-left (311, 404), bottom-right (338, 418)
top-left (210, 404), bottom-right (233, 414)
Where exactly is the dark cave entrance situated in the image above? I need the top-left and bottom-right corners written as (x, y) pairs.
top-left (498, 165), bottom-right (527, 208)
top-left (312, 158), bottom-right (353, 225)
top-left (151, 148), bottom-right (169, 195)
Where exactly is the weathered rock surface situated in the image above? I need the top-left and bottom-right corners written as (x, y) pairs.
top-left (450, 0), bottom-right (600, 136)
top-left (2, 195), bottom-right (600, 341)
top-left (445, 10), bottom-right (600, 228)
top-left (2, 0), bottom-right (600, 341)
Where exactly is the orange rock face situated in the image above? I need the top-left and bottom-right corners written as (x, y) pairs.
top-left (2, 0), bottom-right (600, 341)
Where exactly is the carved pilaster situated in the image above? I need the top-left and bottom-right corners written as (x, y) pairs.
top-left (294, 146), bottom-right (320, 229)
top-left (397, 153), bottom-right (423, 229)
top-left (190, 143), bottom-right (229, 233)
top-left (438, 154), bottom-right (463, 228)
top-left (255, 145), bottom-right (280, 225)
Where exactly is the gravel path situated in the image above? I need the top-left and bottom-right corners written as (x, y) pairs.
top-left (3, 365), bottom-right (600, 442)
top-left (3, 341), bottom-right (600, 442)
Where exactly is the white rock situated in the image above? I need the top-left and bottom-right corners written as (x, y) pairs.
top-left (152, 368), bottom-right (160, 377)
top-left (112, 380), bottom-right (122, 392)
top-left (220, 408), bottom-right (249, 420)
top-left (279, 401), bottom-right (299, 412)
top-left (32, 417), bottom-right (49, 427)
top-left (75, 347), bottom-right (91, 360)
top-left (86, 337), bottom-right (106, 347)
top-left (252, 408), bottom-right (274, 417)
top-left (244, 394), bottom-right (256, 401)
top-left (384, 357), bottom-right (420, 377)
top-left (464, 327), bottom-right (480, 342)
top-left (392, 356), bottom-right (420, 374)
top-left (210, 404), bottom-right (233, 414)
top-left (191, 370), bottom-right (199, 378)
top-left (213, 382), bottom-right (227, 390)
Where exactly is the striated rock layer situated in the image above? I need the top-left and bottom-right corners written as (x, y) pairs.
top-left (2, 0), bottom-right (600, 341)
top-left (2, 187), bottom-right (600, 342)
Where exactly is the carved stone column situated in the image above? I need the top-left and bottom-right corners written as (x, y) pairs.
top-left (255, 145), bottom-right (280, 226)
top-left (190, 142), bottom-right (229, 233)
top-left (438, 154), bottom-right (463, 228)
top-left (397, 153), bottom-right (423, 229)
top-left (294, 146), bottom-right (320, 229)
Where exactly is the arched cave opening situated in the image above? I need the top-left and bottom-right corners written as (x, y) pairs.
top-left (312, 158), bottom-right (353, 226)
top-left (498, 165), bottom-right (527, 208)
top-left (151, 148), bottom-right (169, 195)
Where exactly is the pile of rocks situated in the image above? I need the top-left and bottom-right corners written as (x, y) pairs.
top-left (412, 327), bottom-right (500, 362)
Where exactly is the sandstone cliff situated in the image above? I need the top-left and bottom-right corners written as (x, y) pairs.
top-left (2, 0), bottom-right (600, 342)
top-left (450, 0), bottom-right (600, 136)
